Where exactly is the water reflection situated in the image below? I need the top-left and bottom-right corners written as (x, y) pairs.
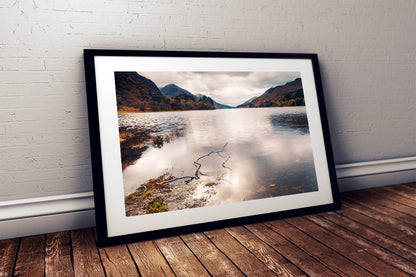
top-left (120, 107), bottom-right (318, 212)
top-left (270, 112), bottom-right (309, 134)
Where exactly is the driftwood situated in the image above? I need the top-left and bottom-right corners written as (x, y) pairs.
top-left (162, 143), bottom-right (231, 186)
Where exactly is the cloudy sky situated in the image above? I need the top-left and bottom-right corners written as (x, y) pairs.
top-left (138, 71), bottom-right (301, 107)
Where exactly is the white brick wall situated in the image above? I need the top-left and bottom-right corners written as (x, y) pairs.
top-left (1, 0), bottom-right (415, 201)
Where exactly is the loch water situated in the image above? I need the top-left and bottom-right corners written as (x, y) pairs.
top-left (119, 106), bottom-right (318, 205)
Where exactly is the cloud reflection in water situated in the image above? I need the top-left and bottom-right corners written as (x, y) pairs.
top-left (120, 107), bottom-right (318, 206)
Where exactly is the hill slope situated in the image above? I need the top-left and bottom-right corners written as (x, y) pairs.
top-left (115, 72), bottom-right (165, 112)
top-left (115, 72), bottom-right (217, 112)
top-left (160, 84), bottom-right (194, 98)
top-left (237, 78), bottom-right (305, 108)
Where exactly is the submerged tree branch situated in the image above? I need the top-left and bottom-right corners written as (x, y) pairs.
top-left (222, 156), bottom-right (232, 171)
top-left (194, 143), bottom-right (228, 179)
top-left (159, 143), bottom-right (231, 186)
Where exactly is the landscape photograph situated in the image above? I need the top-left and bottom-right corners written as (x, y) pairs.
top-left (115, 71), bottom-right (318, 216)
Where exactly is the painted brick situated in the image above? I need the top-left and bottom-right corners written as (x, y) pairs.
top-left (0, 71), bottom-right (51, 84)
top-left (0, 125), bottom-right (6, 135)
top-left (0, 0), bottom-right (415, 201)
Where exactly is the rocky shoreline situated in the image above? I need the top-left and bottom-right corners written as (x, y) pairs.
top-left (124, 172), bottom-right (219, 216)
top-left (124, 143), bottom-right (232, 216)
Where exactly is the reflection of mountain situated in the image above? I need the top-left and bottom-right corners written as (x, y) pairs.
top-left (237, 78), bottom-right (305, 108)
top-left (115, 72), bottom-right (220, 112)
top-left (270, 113), bottom-right (309, 135)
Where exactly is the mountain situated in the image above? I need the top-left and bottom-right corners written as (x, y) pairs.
top-left (115, 72), bottom-right (165, 112)
top-left (163, 87), bottom-right (233, 109)
top-left (241, 96), bottom-right (258, 105)
top-left (194, 94), bottom-right (233, 109)
top-left (160, 84), bottom-right (193, 98)
top-left (237, 78), bottom-right (305, 108)
top-left (115, 72), bottom-right (217, 112)
top-left (213, 102), bottom-right (234, 109)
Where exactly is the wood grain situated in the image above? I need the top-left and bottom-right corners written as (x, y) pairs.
top-left (342, 197), bottom-right (416, 235)
top-left (71, 228), bottom-right (105, 276)
top-left (338, 207), bottom-right (416, 246)
top-left (267, 219), bottom-right (373, 276)
top-left (0, 238), bottom-right (19, 277)
top-left (128, 240), bottom-right (175, 277)
top-left (320, 211), bottom-right (416, 263)
top-left (181, 232), bottom-right (244, 276)
top-left (245, 222), bottom-right (338, 276)
top-left (344, 190), bottom-right (416, 220)
top-left (342, 193), bottom-right (416, 226)
top-left (45, 232), bottom-right (73, 277)
top-left (98, 244), bottom-right (139, 277)
top-left (285, 216), bottom-right (411, 276)
top-left (383, 184), bottom-right (416, 199)
top-left (204, 228), bottom-right (277, 276)
top-left (374, 187), bottom-right (416, 208)
top-left (225, 225), bottom-right (305, 276)
top-left (155, 236), bottom-right (210, 277)
top-left (306, 214), bottom-right (416, 276)
top-left (13, 235), bottom-right (46, 277)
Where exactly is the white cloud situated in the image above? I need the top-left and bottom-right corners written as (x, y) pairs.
top-left (139, 71), bottom-right (301, 106)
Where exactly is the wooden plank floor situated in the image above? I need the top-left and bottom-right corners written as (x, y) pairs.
top-left (1, 182), bottom-right (415, 276)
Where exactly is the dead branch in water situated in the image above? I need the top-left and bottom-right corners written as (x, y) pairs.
top-left (222, 156), bottom-right (232, 171)
top-left (193, 143), bottom-right (229, 179)
top-left (160, 143), bottom-right (231, 186)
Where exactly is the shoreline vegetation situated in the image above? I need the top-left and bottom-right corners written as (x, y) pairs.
top-left (118, 107), bottom-right (212, 113)
top-left (124, 169), bottom-right (219, 216)
top-left (117, 104), bottom-right (304, 114)
top-left (119, 127), bottom-right (184, 170)
top-left (125, 172), bottom-right (173, 215)
top-left (124, 143), bottom-right (232, 216)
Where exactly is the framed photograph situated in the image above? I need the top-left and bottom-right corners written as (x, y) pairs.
top-left (84, 49), bottom-right (340, 246)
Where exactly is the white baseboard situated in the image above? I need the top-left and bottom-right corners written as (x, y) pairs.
top-left (335, 156), bottom-right (416, 192)
top-left (0, 192), bottom-right (94, 221)
top-left (335, 156), bottom-right (416, 179)
top-left (0, 192), bottom-right (95, 239)
top-left (0, 156), bottom-right (415, 240)
top-left (337, 169), bottom-right (416, 192)
top-left (0, 210), bottom-right (96, 240)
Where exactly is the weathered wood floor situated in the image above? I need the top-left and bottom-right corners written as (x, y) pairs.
top-left (1, 182), bottom-right (416, 276)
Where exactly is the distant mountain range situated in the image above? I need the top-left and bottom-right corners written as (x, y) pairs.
top-left (115, 72), bottom-right (304, 112)
top-left (160, 84), bottom-right (193, 98)
top-left (115, 72), bottom-right (216, 112)
top-left (237, 78), bottom-right (305, 108)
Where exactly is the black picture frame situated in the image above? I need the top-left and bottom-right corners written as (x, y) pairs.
top-left (84, 49), bottom-right (340, 247)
